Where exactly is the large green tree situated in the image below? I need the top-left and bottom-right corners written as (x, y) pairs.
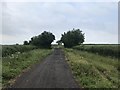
top-left (61, 28), bottom-right (85, 48)
top-left (29, 31), bottom-right (55, 48)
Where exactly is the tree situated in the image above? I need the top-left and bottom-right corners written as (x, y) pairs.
top-left (24, 41), bottom-right (29, 45)
top-left (61, 28), bottom-right (85, 48)
top-left (29, 31), bottom-right (55, 48)
top-left (16, 43), bottom-right (19, 45)
top-left (56, 40), bottom-right (62, 45)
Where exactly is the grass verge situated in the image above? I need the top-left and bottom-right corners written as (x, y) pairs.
top-left (2, 49), bottom-right (52, 87)
top-left (64, 48), bottom-right (119, 88)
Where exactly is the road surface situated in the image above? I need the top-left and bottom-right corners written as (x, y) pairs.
top-left (11, 48), bottom-right (80, 88)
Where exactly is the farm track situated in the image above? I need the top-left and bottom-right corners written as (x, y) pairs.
top-left (10, 48), bottom-right (79, 88)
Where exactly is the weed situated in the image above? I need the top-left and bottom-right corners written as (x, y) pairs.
top-left (64, 48), bottom-right (119, 88)
top-left (2, 49), bottom-right (52, 87)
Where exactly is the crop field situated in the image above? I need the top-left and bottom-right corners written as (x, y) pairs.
top-left (73, 44), bottom-right (119, 58)
top-left (64, 45), bottom-right (119, 88)
top-left (2, 45), bottom-right (52, 87)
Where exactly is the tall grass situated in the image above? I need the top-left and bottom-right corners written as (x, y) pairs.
top-left (2, 45), bottom-right (37, 57)
top-left (64, 48), bottom-right (119, 88)
top-left (2, 49), bottom-right (52, 87)
top-left (73, 44), bottom-right (119, 58)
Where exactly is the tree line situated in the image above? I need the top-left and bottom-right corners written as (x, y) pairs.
top-left (24, 28), bottom-right (85, 48)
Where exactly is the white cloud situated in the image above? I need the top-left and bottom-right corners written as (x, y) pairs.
top-left (1, 2), bottom-right (118, 44)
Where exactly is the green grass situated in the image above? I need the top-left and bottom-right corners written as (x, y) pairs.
top-left (2, 49), bottom-right (52, 87)
top-left (64, 48), bottom-right (119, 88)
top-left (73, 44), bottom-right (119, 58)
top-left (2, 45), bottom-right (37, 57)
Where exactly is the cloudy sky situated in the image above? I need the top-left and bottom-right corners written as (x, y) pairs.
top-left (0, 0), bottom-right (119, 44)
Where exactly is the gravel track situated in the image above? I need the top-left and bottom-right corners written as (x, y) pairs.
top-left (11, 48), bottom-right (79, 88)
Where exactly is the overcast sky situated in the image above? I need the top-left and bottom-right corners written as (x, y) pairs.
top-left (0, 0), bottom-right (119, 44)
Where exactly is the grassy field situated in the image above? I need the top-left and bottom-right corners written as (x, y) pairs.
top-left (2, 47), bottom-right (52, 87)
top-left (2, 45), bottom-right (37, 57)
top-left (73, 44), bottom-right (119, 58)
top-left (64, 48), bottom-right (119, 88)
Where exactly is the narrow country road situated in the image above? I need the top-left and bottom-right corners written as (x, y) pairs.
top-left (11, 48), bottom-right (79, 88)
